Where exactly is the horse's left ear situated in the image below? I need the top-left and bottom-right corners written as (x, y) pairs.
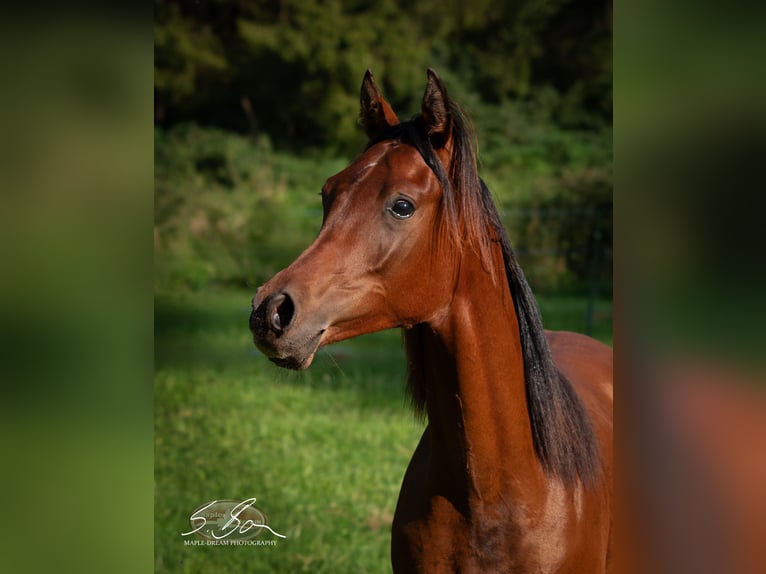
top-left (360, 69), bottom-right (399, 140)
top-left (421, 68), bottom-right (452, 148)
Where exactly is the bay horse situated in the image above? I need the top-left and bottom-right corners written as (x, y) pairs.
top-left (251, 69), bottom-right (613, 573)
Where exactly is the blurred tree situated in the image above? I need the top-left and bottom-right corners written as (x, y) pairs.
top-left (154, 0), bottom-right (612, 293)
top-left (154, 0), bottom-right (612, 150)
top-left (154, 2), bottom-right (230, 123)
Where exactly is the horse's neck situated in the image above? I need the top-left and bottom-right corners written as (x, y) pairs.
top-left (419, 247), bottom-right (546, 505)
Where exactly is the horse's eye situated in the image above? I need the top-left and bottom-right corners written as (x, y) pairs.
top-left (389, 198), bottom-right (416, 220)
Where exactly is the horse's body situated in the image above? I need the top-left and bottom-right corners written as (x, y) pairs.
top-left (389, 252), bottom-right (613, 572)
top-left (251, 69), bottom-right (613, 573)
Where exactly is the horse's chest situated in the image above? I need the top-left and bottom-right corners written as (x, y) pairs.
top-left (392, 495), bottom-right (530, 572)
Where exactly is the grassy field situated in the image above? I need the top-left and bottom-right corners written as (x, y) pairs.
top-left (154, 288), bottom-right (611, 573)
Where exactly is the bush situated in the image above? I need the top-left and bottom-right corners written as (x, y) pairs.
top-left (472, 97), bottom-right (612, 295)
top-left (155, 118), bottom-right (611, 297)
top-left (155, 124), bottom-right (346, 290)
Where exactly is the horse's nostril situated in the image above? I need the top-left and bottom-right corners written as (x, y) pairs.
top-left (269, 293), bottom-right (295, 333)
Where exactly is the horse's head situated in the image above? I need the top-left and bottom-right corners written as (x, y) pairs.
top-left (251, 69), bottom-right (468, 369)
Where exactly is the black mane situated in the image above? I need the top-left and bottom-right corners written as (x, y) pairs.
top-left (368, 107), bottom-right (600, 485)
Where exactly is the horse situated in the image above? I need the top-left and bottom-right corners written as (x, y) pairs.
top-left (250, 69), bottom-right (613, 573)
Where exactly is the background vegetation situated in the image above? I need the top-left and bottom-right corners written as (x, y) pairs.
top-left (155, 0), bottom-right (612, 295)
top-left (155, 1), bottom-right (611, 572)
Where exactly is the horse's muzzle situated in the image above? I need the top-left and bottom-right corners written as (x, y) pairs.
top-left (250, 290), bottom-right (322, 370)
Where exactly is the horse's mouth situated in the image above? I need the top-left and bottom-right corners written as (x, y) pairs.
top-left (253, 329), bottom-right (324, 371)
top-left (269, 356), bottom-right (309, 370)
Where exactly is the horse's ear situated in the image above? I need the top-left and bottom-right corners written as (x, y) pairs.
top-left (421, 68), bottom-right (451, 148)
top-left (360, 69), bottom-right (399, 140)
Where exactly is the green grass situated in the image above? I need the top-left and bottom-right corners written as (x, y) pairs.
top-left (155, 288), bottom-right (611, 573)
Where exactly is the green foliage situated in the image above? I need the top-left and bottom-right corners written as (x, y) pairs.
top-left (154, 3), bottom-right (229, 119)
top-left (155, 124), bottom-right (347, 290)
top-left (155, 117), bottom-right (611, 295)
top-left (154, 0), bottom-right (611, 152)
top-left (470, 97), bottom-right (612, 293)
top-left (153, 0), bottom-right (612, 293)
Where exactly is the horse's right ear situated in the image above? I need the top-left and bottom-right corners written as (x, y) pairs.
top-left (360, 69), bottom-right (399, 140)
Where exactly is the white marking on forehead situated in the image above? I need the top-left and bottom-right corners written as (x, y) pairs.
top-left (326, 157), bottom-right (379, 188)
top-left (347, 161), bottom-right (380, 189)
top-left (352, 146), bottom-right (389, 173)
